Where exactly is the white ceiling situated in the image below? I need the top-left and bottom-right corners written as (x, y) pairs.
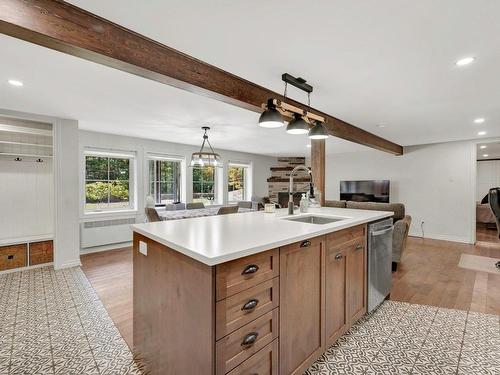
top-left (477, 141), bottom-right (500, 160)
top-left (1, 0), bottom-right (500, 156)
top-left (0, 34), bottom-right (368, 156)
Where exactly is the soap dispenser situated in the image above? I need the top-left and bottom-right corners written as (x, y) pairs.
top-left (300, 193), bottom-right (309, 213)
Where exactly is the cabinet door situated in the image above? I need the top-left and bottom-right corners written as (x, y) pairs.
top-left (279, 236), bottom-right (325, 375)
top-left (347, 241), bottom-right (367, 324)
top-left (325, 247), bottom-right (347, 347)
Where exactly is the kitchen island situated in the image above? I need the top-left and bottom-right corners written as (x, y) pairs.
top-left (132, 207), bottom-right (393, 375)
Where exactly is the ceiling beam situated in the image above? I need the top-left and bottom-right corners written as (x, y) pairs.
top-left (0, 0), bottom-right (403, 155)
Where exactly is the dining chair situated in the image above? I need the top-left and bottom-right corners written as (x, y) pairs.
top-left (187, 202), bottom-right (205, 210)
top-left (145, 207), bottom-right (161, 222)
top-left (217, 205), bottom-right (239, 215)
top-left (237, 201), bottom-right (252, 209)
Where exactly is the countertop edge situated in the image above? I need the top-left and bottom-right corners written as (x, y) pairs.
top-left (132, 211), bottom-right (393, 266)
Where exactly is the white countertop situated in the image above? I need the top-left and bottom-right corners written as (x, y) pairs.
top-left (131, 207), bottom-right (393, 266)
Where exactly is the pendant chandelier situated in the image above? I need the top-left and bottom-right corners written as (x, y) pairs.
top-left (190, 126), bottom-right (222, 168)
top-left (258, 73), bottom-right (329, 140)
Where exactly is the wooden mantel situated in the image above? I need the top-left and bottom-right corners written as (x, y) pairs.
top-left (0, 0), bottom-right (403, 156)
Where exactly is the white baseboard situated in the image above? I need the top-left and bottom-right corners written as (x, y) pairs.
top-left (80, 241), bottom-right (132, 255)
top-left (54, 259), bottom-right (82, 270)
top-left (409, 233), bottom-right (473, 244)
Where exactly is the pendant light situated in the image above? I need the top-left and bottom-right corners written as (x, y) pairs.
top-left (190, 126), bottom-right (222, 168)
top-left (286, 113), bottom-right (309, 134)
top-left (308, 120), bottom-right (329, 139)
top-left (258, 98), bottom-right (284, 128)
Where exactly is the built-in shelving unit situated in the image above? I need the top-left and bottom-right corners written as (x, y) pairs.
top-left (0, 116), bottom-right (54, 272)
top-left (0, 119), bottom-right (53, 162)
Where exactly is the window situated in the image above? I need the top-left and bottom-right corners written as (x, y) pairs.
top-left (84, 151), bottom-right (135, 212)
top-left (192, 166), bottom-right (216, 204)
top-left (149, 158), bottom-right (182, 204)
top-left (228, 162), bottom-right (251, 202)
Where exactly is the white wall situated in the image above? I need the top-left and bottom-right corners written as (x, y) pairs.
top-left (0, 159), bottom-right (53, 243)
top-left (325, 140), bottom-right (476, 243)
top-left (79, 130), bottom-right (276, 251)
top-left (476, 160), bottom-right (500, 201)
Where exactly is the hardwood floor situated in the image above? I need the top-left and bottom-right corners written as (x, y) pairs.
top-left (477, 226), bottom-right (500, 244)
top-left (81, 247), bottom-right (133, 348)
top-left (81, 236), bottom-right (500, 349)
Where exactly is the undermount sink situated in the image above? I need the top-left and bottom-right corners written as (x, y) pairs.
top-left (283, 215), bottom-right (346, 225)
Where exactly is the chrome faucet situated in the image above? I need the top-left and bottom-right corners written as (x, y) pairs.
top-left (288, 165), bottom-right (314, 215)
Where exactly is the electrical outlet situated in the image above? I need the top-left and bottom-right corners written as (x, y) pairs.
top-left (139, 241), bottom-right (147, 256)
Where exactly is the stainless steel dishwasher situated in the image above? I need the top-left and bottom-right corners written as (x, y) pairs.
top-left (367, 218), bottom-right (393, 313)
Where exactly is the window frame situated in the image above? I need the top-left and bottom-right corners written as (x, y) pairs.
top-left (227, 161), bottom-right (252, 202)
top-left (146, 154), bottom-right (185, 206)
top-left (192, 165), bottom-right (219, 205)
top-left (83, 149), bottom-right (137, 215)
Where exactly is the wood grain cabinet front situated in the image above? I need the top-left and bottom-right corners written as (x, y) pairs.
top-left (29, 240), bottom-right (54, 265)
top-left (347, 240), bottom-right (367, 324)
top-left (226, 339), bottom-right (278, 375)
top-left (216, 277), bottom-right (279, 340)
top-left (279, 236), bottom-right (325, 375)
top-left (216, 249), bottom-right (279, 301)
top-left (0, 244), bottom-right (27, 271)
top-left (216, 309), bottom-right (279, 374)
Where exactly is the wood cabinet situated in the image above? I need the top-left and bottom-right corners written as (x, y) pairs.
top-left (133, 223), bottom-right (368, 375)
top-left (325, 246), bottom-right (348, 346)
top-left (347, 241), bottom-right (367, 323)
top-left (279, 236), bottom-right (325, 375)
top-left (29, 240), bottom-right (53, 265)
top-left (0, 244), bottom-right (27, 271)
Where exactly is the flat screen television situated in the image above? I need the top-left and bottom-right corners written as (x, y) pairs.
top-left (340, 180), bottom-right (390, 203)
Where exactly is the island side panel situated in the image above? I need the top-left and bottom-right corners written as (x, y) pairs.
top-left (133, 232), bottom-right (215, 375)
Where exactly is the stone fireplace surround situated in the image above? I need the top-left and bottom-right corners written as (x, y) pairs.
top-left (268, 157), bottom-right (310, 208)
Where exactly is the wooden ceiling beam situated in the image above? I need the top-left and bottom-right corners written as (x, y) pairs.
top-left (0, 0), bottom-right (403, 155)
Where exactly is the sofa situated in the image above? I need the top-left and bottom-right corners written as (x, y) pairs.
top-left (325, 200), bottom-right (412, 271)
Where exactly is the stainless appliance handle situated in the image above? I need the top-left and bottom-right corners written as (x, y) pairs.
top-left (371, 227), bottom-right (393, 236)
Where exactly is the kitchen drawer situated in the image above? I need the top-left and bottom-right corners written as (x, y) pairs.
top-left (216, 249), bottom-right (279, 301)
top-left (29, 240), bottom-right (53, 266)
top-left (216, 277), bottom-right (279, 340)
top-left (216, 309), bottom-right (279, 374)
top-left (226, 339), bottom-right (278, 375)
top-left (280, 235), bottom-right (324, 253)
top-left (0, 244), bottom-right (27, 271)
top-left (326, 225), bottom-right (365, 249)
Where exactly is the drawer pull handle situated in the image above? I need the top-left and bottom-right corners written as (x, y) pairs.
top-left (242, 264), bottom-right (259, 275)
top-left (300, 240), bottom-right (311, 248)
top-left (241, 332), bottom-right (259, 347)
top-left (241, 299), bottom-right (259, 311)
top-left (355, 244), bottom-right (363, 250)
top-left (335, 253), bottom-right (343, 260)
top-left (7, 255), bottom-right (14, 260)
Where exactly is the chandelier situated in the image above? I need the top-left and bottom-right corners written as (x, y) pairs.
top-left (190, 126), bottom-right (222, 168)
top-left (258, 73), bottom-right (329, 139)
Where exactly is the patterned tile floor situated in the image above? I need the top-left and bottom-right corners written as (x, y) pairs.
top-left (0, 267), bottom-right (140, 375)
top-left (306, 300), bottom-right (500, 375)
top-left (1, 267), bottom-right (499, 374)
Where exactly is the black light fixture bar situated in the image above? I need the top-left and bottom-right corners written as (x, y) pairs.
top-left (281, 73), bottom-right (313, 94)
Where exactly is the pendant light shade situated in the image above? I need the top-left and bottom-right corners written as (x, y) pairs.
top-left (258, 99), bottom-right (284, 128)
top-left (286, 113), bottom-right (309, 134)
top-left (308, 121), bottom-right (329, 139)
top-left (190, 127), bottom-right (222, 168)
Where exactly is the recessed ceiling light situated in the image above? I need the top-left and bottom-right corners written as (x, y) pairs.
top-left (474, 118), bottom-right (485, 124)
top-left (8, 79), bottom-right (23, 87)
top-left (483, 154), bottom-right (489, 158)
top-left (306, 144), bottom-right (311, 148)
top-left (455, 57), bottom-right (475, 66)
top-left (377, 124), bottom-right (386, 128)
top-left (477, 131), bottom-right (487, 136)
top-left (480, 145), bottom-right (487, 149)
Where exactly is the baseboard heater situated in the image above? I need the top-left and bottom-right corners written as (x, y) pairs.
top-left (80, 217), bottom-right (136, 249)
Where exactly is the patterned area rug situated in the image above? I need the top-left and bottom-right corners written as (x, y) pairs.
top-left (306, 301), bottom-right (500, 375)
top-left (0, 266), bottom-right (140, 375)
